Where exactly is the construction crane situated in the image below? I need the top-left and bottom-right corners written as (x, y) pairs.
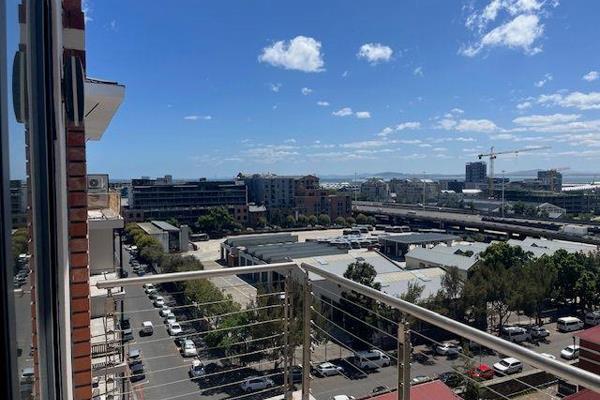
top-left (477, 145), bottom-right (551, 195)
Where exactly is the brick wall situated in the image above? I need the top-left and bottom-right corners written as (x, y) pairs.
top-left (63, 1), bottom-right (92, 399)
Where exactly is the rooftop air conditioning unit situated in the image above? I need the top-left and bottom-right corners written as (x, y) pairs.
top-left (87, 174), bottom-right (109, 193)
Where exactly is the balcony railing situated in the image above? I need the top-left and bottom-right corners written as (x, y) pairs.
top-left (95, 262), bottom-right (600, 400)
top-left (88, 190), bottom-right (122, 216)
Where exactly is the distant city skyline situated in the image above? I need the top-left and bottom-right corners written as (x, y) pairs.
top-left (8, 0), bottom-right (600, 178)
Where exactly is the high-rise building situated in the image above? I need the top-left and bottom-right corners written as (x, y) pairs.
top-left (538, 169), bottom-right (563, 192)
top-left (240, 173), bottom-right (298, 209)
top-left (465, 161), bottom-right (487, 183)
top-left (9, 180), bottom-right (27, 227)
top-left (360, 178), bottom-right (390, 202)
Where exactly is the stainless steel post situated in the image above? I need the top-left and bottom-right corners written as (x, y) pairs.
top-left (402, 322), bottom-right (411, 400)
top-left (283, 272), bottom-right (291, 400)
top-left (301, 272), bottom-right (312, 400)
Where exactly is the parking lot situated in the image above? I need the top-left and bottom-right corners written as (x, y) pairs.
top-left (121, 245), bottom-right (588, 400)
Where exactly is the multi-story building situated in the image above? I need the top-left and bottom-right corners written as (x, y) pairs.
top-left (124, 177), bottom-right (249, 225)
top-left (465, 161), bottom-right (487, 183)
top-left (501, 188), bottom-right (587, 214)
top-left (240, 173), bottom-right (298, 209)
top-left (389, 178), bottom-right (440, 204)
top-left (439, 179), bottom-right (465, 193)
top-left (538, 169), bottom-right (563, 192)
top-left (360, 178), bottom-right (390, 202)
top-left (9, 179), bottom-right (27, 227)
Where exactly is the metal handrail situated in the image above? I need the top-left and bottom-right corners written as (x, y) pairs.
top-left (95, 262), bottom-right (297, 288)
top-left (301, 262), bottom-right (600, 392)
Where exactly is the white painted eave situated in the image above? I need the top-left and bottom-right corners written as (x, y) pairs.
top-left (84, 78), bottom-right (125, 141)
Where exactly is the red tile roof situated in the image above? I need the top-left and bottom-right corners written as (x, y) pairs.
top-left (367, 381), bottom-right (460, 400)
top-left (576, 325), bottom-right (600, 345)
top-left (564, 389), bottom-right (600, 400)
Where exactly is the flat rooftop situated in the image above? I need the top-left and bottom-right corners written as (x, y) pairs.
top-left (224, 233), bottom-right (297, 248)
top-left (151, 220), bottom-right (179, 232)
top-left (379, 232), bottom-right (459, 245)
top-left (245, 241), bottom-right (347, 263)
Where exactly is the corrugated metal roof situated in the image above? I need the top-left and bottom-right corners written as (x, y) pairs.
top-left (380, 233), bottom-right (459, 245)
top-left (152, 220), bottom-right (179, 232)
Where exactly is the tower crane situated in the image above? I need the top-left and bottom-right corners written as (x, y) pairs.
top-left (477, 145), bottom-right (551, 195)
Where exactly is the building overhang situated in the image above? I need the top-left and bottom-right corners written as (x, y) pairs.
top-left (84, 78), bottom-right (125, 141)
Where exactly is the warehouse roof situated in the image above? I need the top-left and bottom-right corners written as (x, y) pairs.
top-left (405, 242), bottom-right (491, 271)
top-left (151, 220), bottom-right (179, 232)
top-left (507, 237), bottom-right (596, 257)
top-left (296, 251), bottom-right (401, 280)
top-left (379, 232), bottom-right (459, 245)
top-left (245, 241), bottom-right (346, 263)
top-left (138, 222), bottom-right (163, 235)
top-left (224, 233), bottom-right (297, 248)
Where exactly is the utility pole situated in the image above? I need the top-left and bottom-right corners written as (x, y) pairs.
top-left (501, 170), bottom-right (506, 218)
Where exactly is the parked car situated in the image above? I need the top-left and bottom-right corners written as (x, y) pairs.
top-left (438, 371), bottom-right (464, 388)
top-left (189, 359), bottom-right (205, 378)
top-left (330, 396), bottom-right (355, 400)
top-left (130, 363), bottom-right (145, 382)
top-left (121, 316), bottom-right (131, 330)
top-left (159, 306), bottom-right (172, 317)
top-left (560, 345), bottom-right (579, 360)
top-left (371, 386), bottom-right (391, 395)
top-left (584, 311), bottom-right (600, 326)
top-left (291, 366), bottom-right (303, 383)
top-left (122, 328), bottom-right (134, 342)
top-left (153, 296), bottom-right (165, 307)
top-left (143, 283), bottom-right (155, 293)
top-left (466, 364), bottom-right (494, 380)
top-left (240, 376), bottom-right (275, 392)
top-left (168, 322), bottom-right (182, 336)
top-left (493, 357), bottom-right (523, 375)
top-left (500, 326), bottom-right (530, 343)
top-left (165, 314), bottom-right (177, 325)
top-left (315, 362), bottom-right (343, 377)
top-left (352, 349), bottom-right (391, 369)
top-left (557, 317), bottom-right (584, 332)
top-left (529, 326), bottom-right (550, 339)
top-left (541, 353), bottom-right (556, 360)
top-left (128, 348), bottom-right (141, 360)
top-left (20, 367), bottom-right (35, 385)
top-left (435, 342), bottom-right (462, 356)
top-left (411, 375), bottom-right (433, 385)
top-left (141, 321), bottom-right (153, 336)
top-left (181, 339), bottom-right (197, 357)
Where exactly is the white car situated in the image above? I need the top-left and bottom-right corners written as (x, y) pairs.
top-left (159, 306), bottom-right (172, 317)
top-left (141, 321), bottom-right (154, 335)
top-left (168, 322), bottom-right (182, 336)
top-left (189, 359), bottom-right (205, 378)
top-left (153, 296), bottom-right (165, 307)
top-left (435, 342), bottom-right (462, 356)
top-left (240, 376), bottom-right (275, 392)
top-left (560, 345), bottom-right (579, 360)
top-left (182, 339), bottom-right (198, 357)
top-left (493, 357), bottom-right (523, 375)
top-left (144, 284), bottom-right (157, 295)
top-left (330, 396), bottom-right (355, 400)
top-left (315, 362), bottom-right (343, 377)
top-left (541, 353), bottom-right (556, 360)
top-left (165, 314), bottom-right (177, 325)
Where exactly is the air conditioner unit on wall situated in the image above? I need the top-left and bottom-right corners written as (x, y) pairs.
top-left (87, 174), bottom-right (109, 193)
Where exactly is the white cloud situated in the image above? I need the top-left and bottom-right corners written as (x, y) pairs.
top-left (433, 147), bottom-right (447, 152)
top-left (82, 0), bottom-right (93, 23)
top-left (583, 71), bottom-right (599, 82)
top-left (413, 66), bottom-right (424, 77)
top-left (355, 111), bottom-right (371, 119)
top-left (340, 140), bottom-right (387, 149)
top-left (462, 12), bottom-right (545, 56)
top-left (332, 107), bottom-right (353, 117)
top-left (513, 113), bottom-right (581, 127)
top-left (451, 108), bottom-right (465, 114)
top-left (437, 118), bottom-right (457, 130)
top-left (538, 91), bottom-right (600, 110)
top-left (184, 115), bottom-right (212, 121)
top-left (455, 136), bottom-right (476, 142)
top-left (342, 70), bottom-right (349, 78)
top-left (377, 127), bottom-right (394, 137)
top-left (454, 119), bottom-right (499, 132)
top-left (396, 121), bottom-right (421, 131)
top-left (317, 101), bottom-right (330, 107)
top-left (419, 143), bottom-right (432, 148)
top-left (284, 138), bottom-right (297, 144)
top-left (516, 101), bottom-right (532, 110)
top-left (269, 83), bottom-right (282, 92)
top-left (534, 73), bottom-right (553, 88)
top-left (301, 87), bottom-right (313, 96)
top-left (357, 43), bottom-right (393, 64)
top-left (258, 36), bottom-right (324, 72)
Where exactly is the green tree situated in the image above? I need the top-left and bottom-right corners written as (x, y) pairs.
top-left (355, 213), bottom-right (368, 225)
top-left (297, 214), bottom-right (309, 227)
top-left (318, 214), bottom-right (331, 226)
top-left (166, 217), bottom-right (180, 227)
top-left (513, 201), bottom-right (526, 215)
top-left (285, 215), bottom-right (296, 228)
top-left (340, 261), bottom-right (382, 340)
top-left (514, 256), bottom-right (556, 325)
top-left (400, 280), bottom-right (424, 303)
top-left (197, 206), bottom-right (242, 233)
top-left (345, 216), bottom-right (356, 225)
top-left (308, 215), bottom-right (318, 226)
top-left (335, 216), bottom-right (346, 226)
top-left (11, 228), bottom-right (28, 267)
top-left (367, 216), bottom-right (377, 225)
top-left (257, 216), bottom-right (268, 228)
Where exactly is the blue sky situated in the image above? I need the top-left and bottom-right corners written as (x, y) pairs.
top-left (9, 0), bottom-right (600, 179)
